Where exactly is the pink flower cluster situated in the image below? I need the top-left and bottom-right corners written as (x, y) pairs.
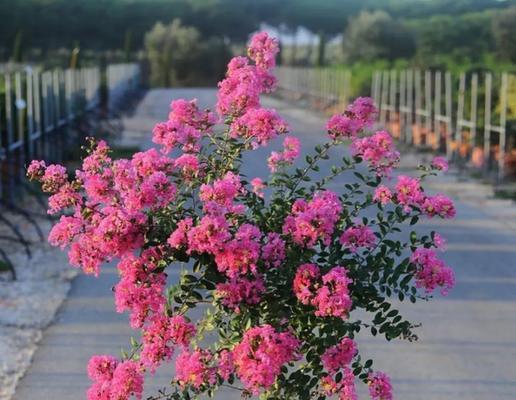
top-left (248, 31), bottom-right (279, 70)
top-left (314, 266), bottom-right (354, 318)
top-left (251, 177), bottom-right (266, 197)
top-left (321, 337), bottom-right (357, 373)
top-left (293, 263), bottom-right (321, 305)
top-left (217, 34), bottom-right (278, 117)
top-left (410, 248), bottom-right (455, 295)
top-left (283, 190), bottom-right (342, 247)
top-left (152, 99), bottom-right (216, 154)
top-left (293, 264), bottom-right (353, 319)
top-left (321, 369), bottom-right (357, 400)
top-left (114, 251), bottom-right (166, 328)
top-left (373, 185), bottom-right (392, 205)
top-left (431, 156), bottom-right (449, 172)
top-left (32, 143), bottom-right (179, 277)
top-left (326, 97), bottom-right (376, 140)
top-left (261, 232), bottom-right (286, 268)
top-left (326, 114), bottom-right (361, 140)
top-left (339, 225), bottom-right (377, 253)
top-left (373, 174), bottom-right (456, 220)
top-left (215, 276), bottom-right (265, 312)
top-left (233, 325), bottom-right (300, 394)
top-left (140, 314), bottom-right (196, 371)
top-left (175, 349), bottom-right (217, 390)
top-left (87, 356), bottom-right (144, 400)
top-left (368, 371), bottom-right (393, 400)
top-left (231, 107), bottom-right (289, 149)
top-left (268, 136), bottom-right (300, 172)
top-left (351, 130), bottom-right (400, 176)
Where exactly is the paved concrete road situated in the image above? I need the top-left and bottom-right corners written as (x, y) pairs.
top-left (14, 89), bottom-right (516, 400)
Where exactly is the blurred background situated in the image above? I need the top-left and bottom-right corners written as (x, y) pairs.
top-left (1, 0), bottom-right (516, 88)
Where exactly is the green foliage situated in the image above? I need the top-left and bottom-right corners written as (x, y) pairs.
top-left (342, 11), bottom-right (416, 63)
top-left (492, 5), bottom-right (516, 62)
top-left (407, 10), bottom-right (495, 64)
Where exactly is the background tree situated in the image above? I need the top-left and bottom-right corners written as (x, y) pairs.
top-left (492, 5), bottom-right (516, 62)
top-left (408, 11), bottom-right (494, 64)
top-left (145, 19), bottom-right (200, 87)
top-left (145, 19), bottom-right (230, 87)
top-left (341, 11), bottom-right (416, 63)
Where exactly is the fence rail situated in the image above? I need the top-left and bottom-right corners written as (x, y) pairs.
top-left (0, 62), bottom-right (141, 204)
top-left (372, 69), bottom-right (514, 181)
top-left (275, 66), bottom-right (352, 113)
top-left (107, 63), bottom-right (141, 111)
top-left (276, 66), bottom-right (515, 182)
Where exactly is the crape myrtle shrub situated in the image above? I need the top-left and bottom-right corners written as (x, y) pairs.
top-left (27, 32), bottom-right (456, 400)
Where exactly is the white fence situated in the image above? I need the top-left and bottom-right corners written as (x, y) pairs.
top-left (275, 66), bottom-right (352, 112)
top-left (107, 63), bottom-right (140, 111)
top-left (372, 70), bottom-right (514, 181)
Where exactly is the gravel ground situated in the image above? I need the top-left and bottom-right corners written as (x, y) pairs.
top-left (0, 209), bottom-right (78, 400)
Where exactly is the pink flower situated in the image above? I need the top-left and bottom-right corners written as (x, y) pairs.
top-left (233, 325), bottom-right (300, 394)
top-left (321, 368), bottom-right (357, 400)
top-left (283, 191), bottom-right (342, 247)
top-left (421, 194), bottom-right (456, 219)
top-left (261, 232), bottom-right (286, 268)
top-left (215, 276), bottom-right (265, 312)
top-left (230, 107), bottom-right (288, 148)
top-left (187, 215), bottom-right (231, 255)
top-left (152, 99), bottom-right (215, 154)
top-left (217, 61), bottom-right (267, 117)
top-left (340, 225), bottom-right (377, 253)
top-left (326, 114), bottom-right (360, 140)
top-left (174, 154), bottom-right (201, 180)
top-left (368, 371), bottom-right (393, 400)
top-left (267, 150), bottom-right (283, 173)
top-left (26, 160), bottom-right (46, 180)
top-left (169, 315), bottom-right (196, 347)
top-left (313, 266), bottom-right (353, 319)
top-left (247, 31), bottom-right (279, 70)
top-left (321, 337), bottom-right (357, 373)
top-left (293, 263), bottom-right (321, 305)
top-left (217, 350), bottom-right (235, 381)
top-left (351, 131), bottom-right (399, 176)
top-left (373, 185), bottom-right (392, 205)
top-left (86, 381), bottom-right (111, 400)
top-left (410, 248), bottom-right (455, 295)
top-left (250, 177), bottom-right (266, 198)
top-left (433, 233), bottom-right (447, 250)
top-left (168, 99), bottom-right (216, 130)
top-left (87, 355), bottom-right (118, 383)
top-left (214, 224), bottom-right (262, 277)
top-left (48, 215), bottom-right (83, 249)
top-left (47, 183), bottom-right (82, 214)
top-left (266, 136), bottom-right (300, 172)
top-left (431, 156), bottom-right (449, 172)
top-left (200, 171), bottom-right (242, 212)
top-left (114, 253), bottom-right (166, 328)
top-left (41, 164), bottom-right (68, 193)
top-left (167, 218), bottom-right (193, 249)
top-left (110, 360), bottom-right (144, 400)
top-left (175, 349), bottom-right (217, 390)
top-left (326, 97), bottom-right (376, 141)
top-left (282, 136), bottom-right (301, 162)
top-left (140, 314), bottom-right (175, 370)
top-left (347, 97), bottom-right (377, 127)
top-left (395, 175), bottom-right (424, 209)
